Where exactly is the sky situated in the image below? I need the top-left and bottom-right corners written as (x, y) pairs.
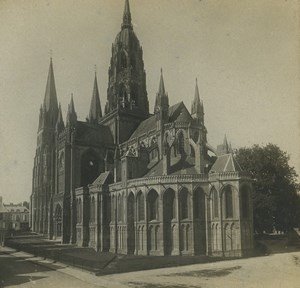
top-left (0, 0), bottom-right (299, 203)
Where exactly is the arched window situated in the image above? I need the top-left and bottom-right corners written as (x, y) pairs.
top-left (212, 188), bottom-right (219, 218)
top-left (179, 189), bottom-right (189, 220)
top-left (137, 192), bottom-right (144, 221)
top-left (177, 131), bottom-right (185, 155)
top-left (224, 186), bottom-right (233, 218)
top-left (193, 188), bottom-right (205, 220)
top-left (163, 189), bottom-right (175, 222)
top-left (148, 190), bottom-right (159, 221)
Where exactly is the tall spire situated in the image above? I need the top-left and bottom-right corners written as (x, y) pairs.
top-left (88, 73), bottom-right (102, 124)
top-left (43, 57), bottom-right (58, 113)
top-left (122, 0), bottom-right (132, 29)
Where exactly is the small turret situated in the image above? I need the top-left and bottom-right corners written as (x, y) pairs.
top-left (66, 94), bottom-right (77, 127)
top-left (56, 103), bottom-right (65, 133)
top-left (122, 0), bottom-right (132, 30)
top-left (154, 69), bottom-right (169, 119)
top-left (216, 135), bottom-right (231, 156)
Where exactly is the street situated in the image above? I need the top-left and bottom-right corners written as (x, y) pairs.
top-left (0, 246), bottom-right (300, 288)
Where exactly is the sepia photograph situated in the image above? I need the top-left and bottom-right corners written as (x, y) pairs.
top-left (0, 0), bottom-right (299, 287)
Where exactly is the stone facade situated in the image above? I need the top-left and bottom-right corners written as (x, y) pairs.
top-left (30, 0), bottom-right (253, 257)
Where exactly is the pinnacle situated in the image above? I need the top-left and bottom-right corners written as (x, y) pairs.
top-left (122, 0), bottom-right (132, 29)
top-left (89, 74), bottom-right (102, 123)
top-left (158, 68), bottom-right (165, 95)
top-left (43, 57), bottom-right (58, 113)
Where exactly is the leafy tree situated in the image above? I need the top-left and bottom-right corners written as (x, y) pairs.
top-left (235, 144), bottom-right (299, 234)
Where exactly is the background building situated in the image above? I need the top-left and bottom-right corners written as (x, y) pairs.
top-left (30, 0), bottom-right (253, 257)
top-left (4, 202), bottom-right (29, 232)
top-left (0, 197), bottom-right (9, 245)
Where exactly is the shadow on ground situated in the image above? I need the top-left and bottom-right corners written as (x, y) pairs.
top-left (0, 252), bottom-right (54, 287)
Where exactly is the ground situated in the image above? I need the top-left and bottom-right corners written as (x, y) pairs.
top-left (1, 246), bottom-right (300, 288)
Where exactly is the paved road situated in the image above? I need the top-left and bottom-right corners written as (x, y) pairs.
top-left (0, 246), bottom-right (300, 288)
top-left (0, 248), bottom-right (105, 288)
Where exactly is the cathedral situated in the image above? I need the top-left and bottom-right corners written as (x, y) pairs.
top-left (30, 0), bottom-right (253, 257)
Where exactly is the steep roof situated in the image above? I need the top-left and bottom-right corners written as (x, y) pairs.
top-left (144, 155), bottom-right (198, 177)
top-left (43, 58), bottom-right (58, 113)
top-left (88, 74), bottom-right (102, 123)
top-left (92, 171), bottom-right (113, 186)
top-left (210, 153), bottom-right (242, 173)
top-left (129, 114), bottom-right (156, 139)
top-left (130, 101), bottom-right (192, 140)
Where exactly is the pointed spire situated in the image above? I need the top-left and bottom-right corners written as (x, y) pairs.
top-left (223, 134), bottom-right (228, 147)
top-left (43, 57), bottom-right (58, 113)
top-left (191, 78), bottom-right (204, 122)
top-left (122, 0), bottom-right (132, 29)
top-left (159, 68), bottom-right (165, 95)
top-left (88, 72), bottom-right (102, 124)
top-left (66, 94), bottom-right (77, 126)
top-left (154, 68), bottom-right (169, 114)
top-left (191, 78), bottom-right (202, 115)
top-left (56, 103), bottom-right (65, 132)
top-left (194, 78), bottom-right (200, 105)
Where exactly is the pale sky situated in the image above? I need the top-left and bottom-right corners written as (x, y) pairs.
top-left (0, 0), bottom-right (299, 203)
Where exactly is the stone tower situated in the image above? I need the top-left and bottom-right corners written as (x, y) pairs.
top-left (31, 58), bottom-right (58, 234)
top-left (101, 0), bottom-right (149, 144)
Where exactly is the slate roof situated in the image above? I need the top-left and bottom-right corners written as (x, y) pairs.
top-left (130, 101), bottom-right (192, 140)
top-left (92, 171), bottom-right (113, 186)
top-left (129, 114), bottom-right (156, 139)
top-left (144, 155), bottom-right (198, 177)
top-left (209, 153), bottom-right (242, 173)
top-left (76, 121), bottom-right (114, 145)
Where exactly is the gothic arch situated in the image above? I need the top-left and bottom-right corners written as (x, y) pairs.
top-left (210, 187), bottom-right (219, 219)
top-left (54, 204), bottom-right (62, 238)
top-left (179, 188), bottom-right (190, 220)
top-left (147, 189), bottom-right (159, 221)
top-left (163, 188), bottom-right (175, 255)
top-left (137, 191), bottom-right (145, 221)
top-left (221, 185), bottom-right (235, 219)
top-left (193, 187), bottom-right (206, 220)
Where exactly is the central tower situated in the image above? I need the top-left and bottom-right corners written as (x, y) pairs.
top-left (105, 0), bottom-right (149, 116)
top-left (101, 0), bottom-right (149, 144)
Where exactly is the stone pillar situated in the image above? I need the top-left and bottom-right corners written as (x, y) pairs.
top-left (172, 192), bottom-right (180, 255)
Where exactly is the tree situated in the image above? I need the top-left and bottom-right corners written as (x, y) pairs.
top-left (235, 144), bottom-right (299, 234)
